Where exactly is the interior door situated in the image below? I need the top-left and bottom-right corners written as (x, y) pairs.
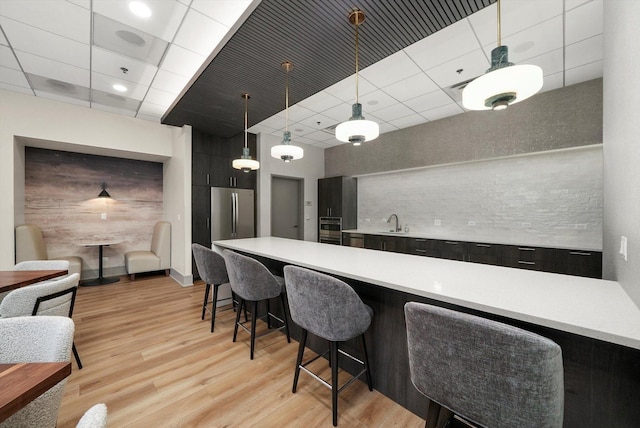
top-left (271, 176), bottom-right (303, 240)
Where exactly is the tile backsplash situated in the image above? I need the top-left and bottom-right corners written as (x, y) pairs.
top-left (357, 146), bottom-right (602, 250)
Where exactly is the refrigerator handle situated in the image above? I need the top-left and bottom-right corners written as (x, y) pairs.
top-left (231, 192), bottom-right (238, 237)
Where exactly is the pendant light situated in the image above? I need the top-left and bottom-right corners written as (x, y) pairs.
top-left (335, 8), bottom-right (379, 146)
top-left (462, 0), bottom-right (543, 111)
top-left (271, 61), bottom-right (304, 162)
top-left (232, 93), bottom-right (260, 172)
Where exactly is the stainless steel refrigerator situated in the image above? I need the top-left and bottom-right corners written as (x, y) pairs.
top-left (210, 187), bottom-right (255, 241)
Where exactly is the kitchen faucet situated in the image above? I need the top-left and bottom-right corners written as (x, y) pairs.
top-left (387, 213), bottom-right (401, 232)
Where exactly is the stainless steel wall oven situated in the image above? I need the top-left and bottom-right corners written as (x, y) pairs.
top-left (319, 217), bottom-right (342, 245)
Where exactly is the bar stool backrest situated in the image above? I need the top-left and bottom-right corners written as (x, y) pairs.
top-left (404, 301), bottom-right (564, 428)
top-left (222, 250), bottom-right (281, 301)
top-left (192, 243), bottom-right (228, 285)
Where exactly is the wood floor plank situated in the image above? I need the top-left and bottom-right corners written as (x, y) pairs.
top-left (57, 274), bottom-right (424, 427)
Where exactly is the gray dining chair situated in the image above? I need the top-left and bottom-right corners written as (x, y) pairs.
top-left (404, 301), bottom-right (564, 428)
top-left (75, 403), bottom-right (108, 428)
top-left (222, 250), bottom-right (290, 360)
top-left (192, 243), bottom-right (233, 332)
top-left (0, 273), bottom-right (83, 369)
top-left (283, 265), bottom-right (373, 427)
top-left (0, 316), bottom-right (75, 428)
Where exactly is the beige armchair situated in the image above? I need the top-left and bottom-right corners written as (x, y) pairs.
top-left (15, 224), bottom-right (83, 277)
top-left (124, 221), bottom-right (171, 280)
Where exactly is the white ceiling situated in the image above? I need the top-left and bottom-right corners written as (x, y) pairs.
top-left (0, 0), bottom-right (603, 148)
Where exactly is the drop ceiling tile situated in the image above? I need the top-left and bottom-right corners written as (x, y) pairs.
top-left (525, 48), bottom-right (564, 77)
top-left (91, 102), bottom-right (137, 116)
top-left (420, 102), bottom-right (464, 121)
top-left (0, 45), bottom-right (19, 70)
top-left (486, 15), bottom-right (563, 64)
top-left (404, 90), bottom-right (455, 113)
top-left (565, 0), bottom-right (603, 45)
top-left (382, 72), bottom-right (440, 102)
top-left (425, 49), bottom-right (488, 89)
top-left (150, 69), bottom-right (190, 95)
top-left (388, 114), bottom-right (429, 129)
top-left (67, 0), bottom-right (90, 9)
top-left (318, 103), bottom-right (355, 123)
top-left (136, 112), bottom-right (162, 122)
top-left (93, 13), bottom-right (168, 66)
top-left (91, 88), bottom-right (141, 112)
top-left (34, 89), bottom-right (90, 107)
top-left (247, 123), bottom-right (278, 135)
top-left (93, 0), bottom-right (188, 42)
top-left (190, 0), bottom-right (253, 27)
top-left (138, 100), bottom-right (167, 117)
top-left (92, 47), bottom-right (157, 86)
top-left (91, 71), bottom-right (148, 100)
top-left (257, 113), bottom-right (285, 131)
top-left (143, 87), bottom-right (175, 109)
top-left (0, 65), bottom-right (30, 88)
top-left (0, 30), bottom-right (7, 46)
top-left (565, 35), bottom-right (602, 69)
top-left (404, 18), bottom-right (480, 71)
top-left (565, 60), bottom-right (603, 86)
top-left (288, 123), bottom-right (317, 137)
top-left (0, 81), bottom-right (32, 94)
top-left (360, 50), bottom-right (422, 89)
top-left (0, 17), bottom-right (89, 68)
top-left (285, 105), bottom-right (316, 123)
top-left (540, 72), bottom-right (564, 93)
top-left (302, 130), bottom-right (336, 143)
top-left (468, 0), bottom-right (563, 47)
top-left (324, 75), bottom-right (376, 102)
top-left (297, 91), bottom-right (343, 114)
top-left (379, 121), bottom-right (399, 135)
top-left (358, 90), bottom-right (399, 113)
top-left (16, 51), bottom-right (89, 86)
top-left (173, 8), bottom-right (229, 56)
top-left (161, 44), bottom-right (206, 78)
top-left (373, 103), bottom-right (418, 122)
top-left (565, 0), bottom-right (592, 11)
top-left (0, 0), bottom-right (90, 44)
top-left (29, 73), bottom-right (90, 101)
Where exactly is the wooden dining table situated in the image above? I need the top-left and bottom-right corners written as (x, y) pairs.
top-left (0, 362), bottom-right (72, 423)
top-left (0, 270), bottom-right (68, 294)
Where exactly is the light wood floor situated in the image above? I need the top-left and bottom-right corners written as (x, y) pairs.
top-left (58, 274), bottom-right (424, 427)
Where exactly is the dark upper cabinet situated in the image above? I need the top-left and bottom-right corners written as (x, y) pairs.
top-left (317, 176), bottom-right (357, 229)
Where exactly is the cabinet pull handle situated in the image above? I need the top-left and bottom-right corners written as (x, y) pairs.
top-left (476, 243), bottom-right (491, 247)
top-left (570, 251), bottom-right (591, 256)
top-left (415, 239), bottom-right (426, 242)
top-left (415, 249), bottom-right (426, 253)
top-left (234, 177), bottom-right (237, 187)
top-left (518, 247), bottom-right (535, 251)
top-left (206, 174), bottom-right (210, 185)
top-left (445, 241), bottom-right (459, 245)
top-left (518, 261), bottom-right (535, 265)
top-left (229, 177), bottom-right (232, 187)
top-left (206, 218), bottom-right (210, 229)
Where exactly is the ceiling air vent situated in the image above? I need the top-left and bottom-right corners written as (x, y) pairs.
top-left (443, 77), bottom-right (478, 103)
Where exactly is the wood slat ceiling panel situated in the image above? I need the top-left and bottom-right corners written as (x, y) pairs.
top-left (162, 0), bottom-right (494, 138)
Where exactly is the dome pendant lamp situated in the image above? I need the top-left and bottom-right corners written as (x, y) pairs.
top-left (232, 93), bottom-right (260, 172)
top-left (462, 0), bottom-right (543, 111)
top-left (271, 61), bottom-right (304, 162)
top-left (335, 8), bottom-right (379, 146)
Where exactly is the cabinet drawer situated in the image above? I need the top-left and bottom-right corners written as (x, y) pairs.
top-left (406, 238), bottom-right (440, 257)
top-left (466, 242), bottom-right (501, 265)
top-left (555, 249), bottom-right (602, 278)
top-left (502, 245), bottom-right (556, 272)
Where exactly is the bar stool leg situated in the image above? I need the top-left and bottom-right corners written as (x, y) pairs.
top-left (250, 301), bottom-right (258, 360)
top-left (72, 342), bottom-right (83, 369)
top-left (202, 283), bottom-right (211, 320)
top-left (233, 298), bottom-right (243, 342)
top-left (330, 341), bottom-right (339, 427)
top-left (281, 293), bottom-right (291, 342)
top-left (360, 334), bottom-right (372, 391)
top-left (292, 329), bottom-right (307, 393)
top-left (211, 283), bottom-right (219, 332)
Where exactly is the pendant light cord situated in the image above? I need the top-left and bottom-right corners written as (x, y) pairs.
top-left (497, 0), bottom-right (502, 46)
top-left (243, 94), bottom-right (248, 149)
top-left (354, 14), bottom-right (360, 104)
top-left (285, 65), bottom-right (289, 132)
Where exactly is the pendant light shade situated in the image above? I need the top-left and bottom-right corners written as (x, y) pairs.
top-left (232, 93), bottom-right (260, 172)
top-left (271, 61), bottom-right (304, 162)
top-left (98, 181), bottom-right (111, 198)
top-left (462, 0), bottom-right (543, 111)
top-left (336, 8), bottom-right (379, 146)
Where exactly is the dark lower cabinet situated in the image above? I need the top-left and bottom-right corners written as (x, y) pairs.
top-left (348, 233), bottom-right (602, 278)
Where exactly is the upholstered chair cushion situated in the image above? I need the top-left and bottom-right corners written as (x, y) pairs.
top-left (283, 265), bottom-right (372, 342)
top-left (404, 301), bottom-right (564, 428)
top-left (75, 403), bottom-right (108, 428)
top-left (0, 316), bottom-right (74, 428)
top-left (0, 273), bottom-right (80, 318)
top-left (14, 260), bottom-right (70, 272)
top-left (15, 224), bottom-right (83, 277)
top-left (192, 243), bottom-right (229, 286)
top-left (222, 250), bottom-right (283, 301)
top-left (124, 221), bottom-right (171, 276)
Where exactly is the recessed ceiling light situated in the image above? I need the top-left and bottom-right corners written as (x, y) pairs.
top-left (113, 84), bottom-right (128, 92)
top-left (129, 1), bottom-right (152, 18)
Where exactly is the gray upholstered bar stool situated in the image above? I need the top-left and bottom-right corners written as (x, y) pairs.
top-left (222, 250), bottom-right (290, 359)
top-left (192, 243), bottom-right (233, 332)
top-left (404, 302), bottom-right (564, 428)
top-left (283, 265), bottom-right (373, 427)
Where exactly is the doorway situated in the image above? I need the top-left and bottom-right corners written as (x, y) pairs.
top-left (271, 176), bottom-right (303, 240)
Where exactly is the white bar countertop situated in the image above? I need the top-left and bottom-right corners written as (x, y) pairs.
top-left (214, 237), bottom-right (640, 350)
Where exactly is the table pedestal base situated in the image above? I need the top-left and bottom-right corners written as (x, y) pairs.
top-left (80, 276), bottom-right (119, 287)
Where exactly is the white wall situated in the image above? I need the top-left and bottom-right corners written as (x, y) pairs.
top-left (603, 1), bottom-right (640, 305)
top-left (256, 133), bottom-right (325, 241)
top-left (0, 89), bottom-right (192, 284)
